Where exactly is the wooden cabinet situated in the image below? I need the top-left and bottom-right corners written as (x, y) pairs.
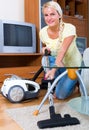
top-left (0, 53), bottom-right (43, 86)
top-left (55, 0), bottom-right (88, 19)
top-left (0, 53), bottom-right (41, 68)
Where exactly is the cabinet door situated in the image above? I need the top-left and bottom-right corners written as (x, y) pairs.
top-left (25, 0), bottom-right (40, 52)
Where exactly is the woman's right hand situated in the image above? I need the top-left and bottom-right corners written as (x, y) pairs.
top-left (41, 47), bottom-right (50, 55)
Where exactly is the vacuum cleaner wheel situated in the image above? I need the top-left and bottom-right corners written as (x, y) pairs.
top-left (8, 85), bottom-right (25, 103)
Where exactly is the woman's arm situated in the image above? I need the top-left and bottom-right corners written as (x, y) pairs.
top-left (55, 35), bottom-right (75, 66)
top-left (43, 35), bottom-right (75, 79)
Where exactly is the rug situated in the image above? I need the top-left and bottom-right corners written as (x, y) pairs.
top-left (5, 103), bottom-right (89, 130)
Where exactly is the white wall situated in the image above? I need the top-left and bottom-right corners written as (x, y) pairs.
top-left (0, 0), bottom-right (24, 21)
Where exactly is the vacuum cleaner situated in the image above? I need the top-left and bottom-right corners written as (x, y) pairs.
top-left (1, 74), bottom-right (41, 103)
top-left (0, 53), bottom-right (50, 103)
top-left (34, 49), bottom-right (80, 129)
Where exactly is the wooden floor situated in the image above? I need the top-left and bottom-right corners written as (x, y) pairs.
top-left (0, 87), bottom-right (80, 130)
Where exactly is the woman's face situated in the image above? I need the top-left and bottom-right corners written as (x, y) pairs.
top-left (43, 7), bottom-right (61, 27)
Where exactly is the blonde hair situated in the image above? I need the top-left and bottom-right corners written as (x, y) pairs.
top-left (42, 1), bottom-right (63, 17)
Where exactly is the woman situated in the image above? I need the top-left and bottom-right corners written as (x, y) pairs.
top-left (39, 1), bottom-right (82, 99)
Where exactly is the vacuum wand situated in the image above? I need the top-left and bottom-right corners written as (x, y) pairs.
top-left (37, 79), bottom-right (80, 129)
top-left (35, 49), bottom-right (80, 128)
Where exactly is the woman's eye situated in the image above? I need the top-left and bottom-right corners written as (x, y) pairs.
top-left (50, 13), bottom-right (55, 16)
top-left (44, 14), bottom-right (48, 17)
top-left (44, 13), bottom-right (55, 17)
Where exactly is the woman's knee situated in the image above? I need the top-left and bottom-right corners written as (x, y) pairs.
top-left (55, 78), bottom-right (77, 99)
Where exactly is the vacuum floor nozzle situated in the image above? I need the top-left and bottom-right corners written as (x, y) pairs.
top-left (37, 106), bottom-right (80, 129)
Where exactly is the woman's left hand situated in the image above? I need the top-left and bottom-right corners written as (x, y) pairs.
top-left (45, 69), bottom-right (56, 79)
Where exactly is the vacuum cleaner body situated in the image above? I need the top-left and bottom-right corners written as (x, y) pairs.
top-left (1, 75), bottom-right (40, 103)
